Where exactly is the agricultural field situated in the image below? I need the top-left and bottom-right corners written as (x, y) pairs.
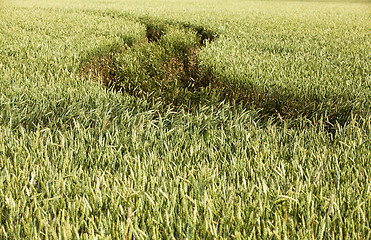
top-left (0, 0), bottom-right (370, 239)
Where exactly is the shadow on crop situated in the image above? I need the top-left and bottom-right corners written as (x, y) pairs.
top-left (80, 20), bottom-right (362, 135)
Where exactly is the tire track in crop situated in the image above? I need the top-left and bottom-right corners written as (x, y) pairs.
top-left (81, 18), bottom-right (218, 109)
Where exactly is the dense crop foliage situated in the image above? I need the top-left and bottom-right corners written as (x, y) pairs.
top-left (1, 0), bottom-right (370, 239)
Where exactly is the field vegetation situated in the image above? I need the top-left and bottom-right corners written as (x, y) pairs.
top-left (0, 0), bottom-right (370, 239)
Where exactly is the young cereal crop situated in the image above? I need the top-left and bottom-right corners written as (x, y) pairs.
top-left (0, 0), bottom-right (370, 239)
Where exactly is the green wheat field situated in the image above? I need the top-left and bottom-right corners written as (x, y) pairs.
top-left (0, 0), bottom-right (370, 239)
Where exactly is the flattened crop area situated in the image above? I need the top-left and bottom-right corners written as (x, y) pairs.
top-left (79, 13), bottom-right (370, 130)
